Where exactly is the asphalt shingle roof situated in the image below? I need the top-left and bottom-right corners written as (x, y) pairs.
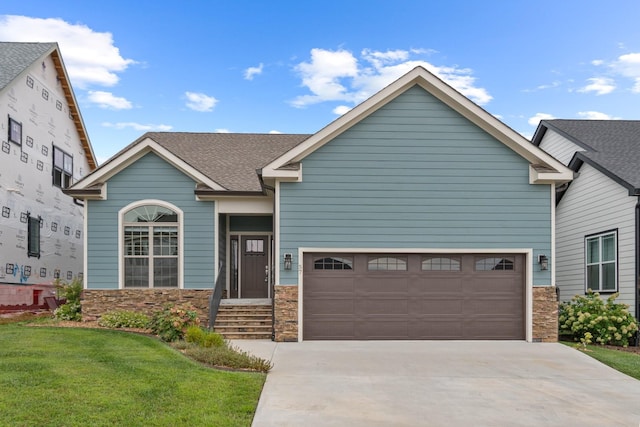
top-left (139, 132), bottom-right (311, 192)
top-left (543, 119), bottom-right (640, 190)
top-left (0, 42), bottom-right (56, 91)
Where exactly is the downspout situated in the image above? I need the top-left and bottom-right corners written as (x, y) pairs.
top-left (635, 196), bottom-right (640, 347)
top-left (258, 169), bottom-right (277, 341)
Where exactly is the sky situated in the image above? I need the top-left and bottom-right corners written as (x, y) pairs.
top-left (2, 1), bottom-right (640, 164)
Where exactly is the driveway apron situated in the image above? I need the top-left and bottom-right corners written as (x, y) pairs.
top-left (233, 340), bottom-right (640, 427)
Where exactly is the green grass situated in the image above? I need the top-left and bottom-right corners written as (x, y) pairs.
top-left (0, 325), bottom-right (265, 426)
top-left (563, 342), bottom-right (640, 380)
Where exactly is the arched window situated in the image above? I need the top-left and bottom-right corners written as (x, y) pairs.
top-left (122, 203), bottom-right (180, 288)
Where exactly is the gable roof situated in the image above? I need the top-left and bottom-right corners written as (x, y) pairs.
top-left (0, 42), bottom-right (97, 170)
top-left (532, 120), bottom-right (640, 194)
top-left (262, 66), bottom-right (573, 184)
top-left (67, 132), bottom-right (311, 196)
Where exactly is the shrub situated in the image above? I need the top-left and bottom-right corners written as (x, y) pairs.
top-left (54, 278), bottom-right (83, 321)
top-left (150, 303), bottom-right (200, 342)
top-left (185, 326), bottom-right (225, 348)
top-left (559, 290), bottom-right (639, 347)
top-left (173, 341), bottom-right (272, 372)
top-left (98, 310), bottom-right (151, 329)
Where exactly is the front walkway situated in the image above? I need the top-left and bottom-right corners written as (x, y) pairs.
top-left (232, 340), bottom-right (640, 427)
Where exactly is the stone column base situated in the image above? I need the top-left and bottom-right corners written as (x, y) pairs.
top-left (532, 286), bottom-right (559, 342)
top-left (274, 285), bottom-right (298, 342)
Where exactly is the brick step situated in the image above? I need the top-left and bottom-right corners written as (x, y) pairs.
top-left (215, 325), bottom-right (272, 333)
top-left (221, 331), bottom-right (272, 340)
top-left (216, 314), bottom-right (272, 320)
top-left (215, 319), bottom-right (271, 327)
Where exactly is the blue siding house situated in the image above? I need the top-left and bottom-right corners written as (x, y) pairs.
top-left (67, 67), bottom-right (573, 342)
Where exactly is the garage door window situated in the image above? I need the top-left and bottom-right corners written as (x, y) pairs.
top-left (475, 257), bottom-right (514, 271)
top-left (422, 257), bottom-right (461, 271)
top-left (368, 256), bottom-right (407, 271)
top-left (314, 257), bottom-right (353, 270)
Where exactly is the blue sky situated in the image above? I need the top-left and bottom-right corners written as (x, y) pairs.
top-left (2, 1), bottom-right (640, 164)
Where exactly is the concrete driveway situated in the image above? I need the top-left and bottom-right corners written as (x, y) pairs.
top-left (233, 340), bottom-right (640, 427)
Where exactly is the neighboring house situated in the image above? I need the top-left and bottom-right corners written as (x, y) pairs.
top-left (0, 42), bottom-right (97, 306)
top-left (532, 120), bottom-right (640, 322)
top-left (67, 66), bottom-right (573, 342)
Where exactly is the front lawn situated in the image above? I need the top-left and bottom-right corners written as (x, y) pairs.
top-left (563, 342), bottom-right (640, 380)
top-left (0, 325), bottom-right (265, 426)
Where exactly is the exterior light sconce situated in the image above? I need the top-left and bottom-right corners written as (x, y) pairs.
top-left (284, 253), bottom-right (292, 270)
top-left (538, 254), bottom-right (548, 271)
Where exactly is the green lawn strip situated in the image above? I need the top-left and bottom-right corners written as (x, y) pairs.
top-left (561, 341), bottom-right (640, 380)
top-left (0, 325), bottom-right (265, 427)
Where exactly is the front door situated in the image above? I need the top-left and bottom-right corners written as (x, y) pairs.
top-left (240, 235), bottom-right (269, 298)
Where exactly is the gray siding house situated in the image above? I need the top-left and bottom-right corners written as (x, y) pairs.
top-left (532, 120), bottom-right (640, 322)
top-left (68, 67), bottom-right (572, 342)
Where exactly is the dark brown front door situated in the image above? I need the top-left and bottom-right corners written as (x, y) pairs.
top-left (241, 235), bottom-right (269, 298)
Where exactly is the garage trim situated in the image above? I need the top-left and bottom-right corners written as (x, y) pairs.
top-left (297, 247), bottom-right (534, 342)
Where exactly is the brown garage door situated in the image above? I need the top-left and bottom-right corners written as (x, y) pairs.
top-left (303, 253), bottom-right (525, 340)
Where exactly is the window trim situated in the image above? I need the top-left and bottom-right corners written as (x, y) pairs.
top-left (118, 200), bottom-right (184, 289)
top-left (584, 230), bottom-right (618, 293)
top-left (8, 117), bottom-right (22, 146)
top-left (52, 145), bottom-right (73, 189)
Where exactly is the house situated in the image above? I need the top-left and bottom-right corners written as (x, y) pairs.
top-left (0, 42), bottom-right (97, 307)
top-left (67, 66), bottom-right (573, 342)
top-left (532, 120), bottom-right (640, 323)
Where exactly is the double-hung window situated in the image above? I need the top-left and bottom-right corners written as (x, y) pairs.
top-left (53, 146), bottom-right (73, 188)
top-left (585, 231), bottom-right (617, 292)
top-left (123, 204), bottom-right (180, 288)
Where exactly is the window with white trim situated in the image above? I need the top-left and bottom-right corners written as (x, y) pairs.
top-left (53, 146), bottom-right (73, 188)
top-left (585, 231), bottom-right (617, 292)
top-left (123, 204), bottom-right (179, 288)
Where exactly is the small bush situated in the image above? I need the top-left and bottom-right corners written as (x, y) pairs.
top-left (174, 341), bottom-right (272, 372)
top-left (54, 278), bottom-right (83, 321)
top-left (185, 326), bottom-right (225, 348)
top-left (559, 290), bottom-right (639, 347)
top-left (98, 310), bottom-right (150, 329)
top-left (150, 303), bottom-right (200, 342)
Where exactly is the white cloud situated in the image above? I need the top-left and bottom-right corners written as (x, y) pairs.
top-left (0, 15), bottom-right (134, 89)
top-left (528, 113), bottom-right (555, 127)
top-left (591, 59), bottom-right (604, 66)
top-left (215, 128), bottom-right (230, 133)
top-left (244, 63), bottom-right (264, 80)
top-left (87, 91), bottom-right (132, 109)
top-left (611, 53), bottom-right (640, 93)
top-left (332, 105), bottom-right (352, 115)
top-left (577, 111), bottom-right (620, 120)
top-left (268, 130), bottom-right (282, 134)
top-left (185, 91), bottom-right (218, 112)
top-left (578, 77), bottom-right (616, 95)
top-left (291, 48), bottom-right (492, 108)
top-left (102, 122), bottom-right (172, 131)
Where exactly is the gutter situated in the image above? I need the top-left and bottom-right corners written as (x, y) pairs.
top-left (636, 198), bottom-right (640, 345)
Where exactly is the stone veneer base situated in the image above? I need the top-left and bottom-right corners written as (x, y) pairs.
top-left (532, 286), bottom-right (559, 342)
top-left (274, 285), bottom-right (298, 342)
top-left (82, 289), bottom-right (212, 325)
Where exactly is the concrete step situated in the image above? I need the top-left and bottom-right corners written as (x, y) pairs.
top-left (222, 331), bottom-right (272, 340)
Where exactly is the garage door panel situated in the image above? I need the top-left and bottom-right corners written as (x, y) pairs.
top-left (305, 298), bottom-right (354, 315)
top-left (303, 253), bottom-right (525, 340)
top-left (415, 299), bottom-right (464, 315)
top-left (359, 298), bottom-right (408, 314)
top-left (358, 277), bottom-right (408, 293)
